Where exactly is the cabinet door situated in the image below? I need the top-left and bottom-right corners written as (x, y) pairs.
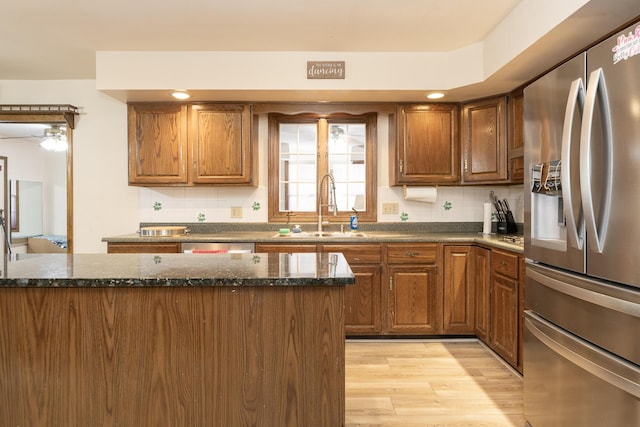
top-left (189, 104), bottom-right (254, 185)
top-left (490, 273), bottom-right (519, 366)
top-left (461, 96), bottom-right (508, 183)
top-left (391, 104), bottom-right (460, 184)
top-left (387, 265), bottom-right (439, 334)
top-left (321, 244), bottom-right (383, 335)
top-left (442, 246), bottom-right (475, 334)
top-left (473, 247), bottom-right (491, 341)
top-left (345, 265), bottom-right (383, 335)
top-left (128, 103), bottom-right (188, 185)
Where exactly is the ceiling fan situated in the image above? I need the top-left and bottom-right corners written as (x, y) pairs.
top-left (0, 125), bottom-right (67, 151)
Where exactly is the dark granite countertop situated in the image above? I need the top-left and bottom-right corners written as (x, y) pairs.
top-left (0, 252), bottom-right (354, 288)
top-left (103, 229), bottom-right (524, 253)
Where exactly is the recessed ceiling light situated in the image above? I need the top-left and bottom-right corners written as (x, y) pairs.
top-left (426, 92), bottom-right (445, 100)
top-left (171, 91), bottom-right (190, 100)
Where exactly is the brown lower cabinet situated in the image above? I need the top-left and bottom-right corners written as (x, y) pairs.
top-left (256, 242), bottom-right (384, 335)
top-left (116, 239), bottom-right (523, 371)
top-left (489, 249), bottom-right (520, 368)
top-left (385, 243), bottom-right (440, 334)
top-left (322, 244), bottom-right (383, 335)
top-left (442, 245), bottom-right (475, 334)
top-left (258, 242), bottom-right (444, 336)
top-left (473, 246), bottom-right (523, 372)
top-left (473, 246), bottom-right (491, 341)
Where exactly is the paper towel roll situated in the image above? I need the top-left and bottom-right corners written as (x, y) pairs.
top-left (403, 186), bottom-right (437, 203)
top-left (482, 202), bottom-right (492, 234)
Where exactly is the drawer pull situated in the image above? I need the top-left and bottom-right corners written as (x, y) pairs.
top-left (406, 251), bottom-right (419, 257)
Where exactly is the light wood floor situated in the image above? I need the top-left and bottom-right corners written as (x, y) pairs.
top-left (345, 340), bottom-right (525, 427)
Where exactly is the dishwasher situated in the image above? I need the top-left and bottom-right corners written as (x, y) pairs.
top-left (182, 242), bottom-right (254, 254)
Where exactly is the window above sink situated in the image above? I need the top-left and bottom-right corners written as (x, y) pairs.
top-left (267, 112), bottom-right (377, 224)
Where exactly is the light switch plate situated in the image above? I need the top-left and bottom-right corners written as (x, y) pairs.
top-left (382, 202), bottom-right (398, 215)
top-left (230, 206), bottom-right (243, 218)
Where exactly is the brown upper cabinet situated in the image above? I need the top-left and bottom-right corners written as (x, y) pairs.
top-left (461, 96), bottom-right (508, 184)
top-left (390, 104), bottom-right (460, 185)
top-left (128, 103), bottom-right (189, 185)
top-left (128, 103), bottom-right (256, 186)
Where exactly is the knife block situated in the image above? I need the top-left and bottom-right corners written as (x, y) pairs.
top-left (497, 218), bottom-right (518, 234)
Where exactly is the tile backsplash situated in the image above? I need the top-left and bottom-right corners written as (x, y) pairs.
top-left (139, 185), bottom-right (524, 225)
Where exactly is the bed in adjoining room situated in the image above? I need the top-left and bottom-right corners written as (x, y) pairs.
top-left (27, 235), bottom-right (67, 253)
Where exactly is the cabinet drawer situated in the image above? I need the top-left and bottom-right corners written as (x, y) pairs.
top-left (321, 244), bottom-right (382, 265)
top-left (491, 249), bottom-right (519, 279)
top-left (387, 243), bottom-right (437, 264)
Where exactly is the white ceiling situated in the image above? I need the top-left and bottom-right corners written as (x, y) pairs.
top-left (2, 0), bottom-right (522, 79)
top-left (1, 0), bottom-right (640, 102)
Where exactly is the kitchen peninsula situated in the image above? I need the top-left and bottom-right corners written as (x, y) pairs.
top-left (0, 252), bottom-right (353, 427)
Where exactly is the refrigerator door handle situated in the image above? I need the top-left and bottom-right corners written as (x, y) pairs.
top-left (561, 78), bottom-right (585, 250)
top-left (580, 68), bottom-right (613, 254)
top-left (527, 266), bottom-right (640, 317)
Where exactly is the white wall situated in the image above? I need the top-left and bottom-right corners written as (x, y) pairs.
top-left (0, 131), bottom-right (66, 236)
top-left (0, 80), bottom-right (139, 252)
top-left (0, 80), bottom-right (523, 253)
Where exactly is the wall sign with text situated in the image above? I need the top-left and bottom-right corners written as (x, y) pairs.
top-left (307, 61), bottom-right (345, 79)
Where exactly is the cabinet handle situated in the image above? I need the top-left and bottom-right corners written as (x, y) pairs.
top-left (464, 159), bottom-right (468, 172)
top-left (406, 251), bottom-right (419, 257)
top-left (389, 276), bottom-right (393, 291)
top-left (399, 160), bottom-right (403, 173)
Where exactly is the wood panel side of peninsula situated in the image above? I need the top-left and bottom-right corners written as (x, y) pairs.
top-left (0, 285), bottom-right (345, 427)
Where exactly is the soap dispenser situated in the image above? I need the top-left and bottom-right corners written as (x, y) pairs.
top-left (350, 208), bottom-right (359, 232)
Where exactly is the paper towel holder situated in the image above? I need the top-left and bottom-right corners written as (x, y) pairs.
top-left (402, 185), bottom-right (438, 203)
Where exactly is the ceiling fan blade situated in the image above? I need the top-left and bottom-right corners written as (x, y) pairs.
top-left (0, 135), bottom-right (40, 139)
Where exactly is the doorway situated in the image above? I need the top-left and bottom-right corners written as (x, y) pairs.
top-left (0, 105), bottom-right (79, 253)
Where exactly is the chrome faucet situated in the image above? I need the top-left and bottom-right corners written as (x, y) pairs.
top-left (318, 172), bottom-right (338, 234)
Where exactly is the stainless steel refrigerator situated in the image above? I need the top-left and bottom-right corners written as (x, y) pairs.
top-left (523, 20), bottom-right (640, 426)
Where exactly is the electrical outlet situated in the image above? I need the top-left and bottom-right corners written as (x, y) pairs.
top-left (230, 206), bottom-right (243, 218)
top-left (382, 202), bottom-right (398, 215)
